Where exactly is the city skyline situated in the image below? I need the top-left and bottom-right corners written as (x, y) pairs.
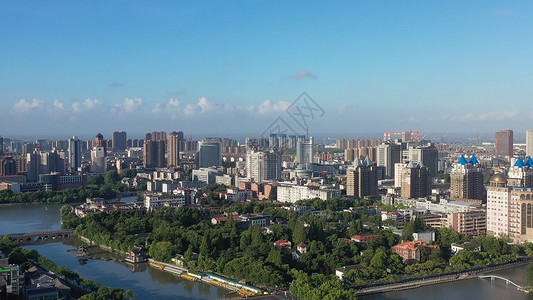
top-left (2, 2), bottom-right (533, 136)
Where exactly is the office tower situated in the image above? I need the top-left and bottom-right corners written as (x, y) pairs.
top-left (27, 148), bottom-right (42, 182)
top-left (144, 140), bottom-right (166, 168)
top-left (346, 157), bottom-right (378, 198)
top-left (0, 157), bottom-right (17, 176)
top-left (91, 133), bottom-right (107, 173)
top-left (400, 162), bottom-right (431, 199)
top-left (486, 173), bottom-right (516, 238)
top-left (167, 132), bottom-right (182, 167)
top-left (112, 131), bottom-right (127, 152)
top-left (296, 137), bottom-right (313, 169)
top-left (408, 145), bottom-right (439, 179)
top-left (527, 130), bottom-right (533, 158)
top-left (41, 149), bottom-right (65, 174)
top-left (197, 140), bottom-right (222, 168)
top-left (495, 130), bottom-right (513, 158)
top-left (0, 136), bottom-right (3, 156)
top-left (246, 147), bottom-right (281, 182)
top-left (450, 155), bottom-right (485, 203)
top-left (68, 136), bottom-right (82, 173)
top-left (377, 142), bottom-right (401, 178)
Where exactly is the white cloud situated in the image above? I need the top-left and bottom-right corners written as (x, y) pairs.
top-left (73, 98), bottom-right (102, 113)
top-left (52, 100), bottom-right (64, 110)
top-left (12, 99), bottom-right (45, 112)
top-left (115, 98), bottom-right (143, 113)
top-left (256, 99), bottom-right (292, 115)
top-left (198, 97), bottom-right (215, 113)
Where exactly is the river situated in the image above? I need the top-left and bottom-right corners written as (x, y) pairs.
top-left (3, 202), bottom-right (533, 299)
top-left (1, 201), bottom-right (228, 299)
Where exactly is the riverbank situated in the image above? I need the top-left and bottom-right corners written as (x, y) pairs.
top-left (355, 257), bottom-right (533, 296)
top-left (78, 234), bottom-right (265, 297)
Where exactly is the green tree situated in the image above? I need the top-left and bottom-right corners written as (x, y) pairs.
top-left (526, 263), bottom-right (533, 287)
top-left (149, 241), bottom-right (174, 262)
top-left (105, 170), bottom-right (121, 185)
top-left (292, 221), bottom-right (306, 245)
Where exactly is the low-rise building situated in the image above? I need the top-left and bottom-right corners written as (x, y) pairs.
top-left (451, 242), bottom-right (481, 255)
top-left (392, 240), bottom-right (439, 264)
top-left (350, 233), bottom-right (381, 244)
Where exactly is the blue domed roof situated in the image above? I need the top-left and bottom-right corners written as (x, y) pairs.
top-left (457, 155), bottom-right (468, 165)
top-left (468, 154), bottom-right (479, 165)
top-left (514, 157), bottom-right (525, 168)
top-left (525, 156), bottom-right (533, 167)
top-left (363, 157), bottom-right (372, 166)
top-left (353, 157), bottom-right (363, 167)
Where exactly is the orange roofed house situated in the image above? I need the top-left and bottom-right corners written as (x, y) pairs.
top-left (392, 240), bottom-right (439, 264)
top-left (350, 233), bottom-right (381, 244)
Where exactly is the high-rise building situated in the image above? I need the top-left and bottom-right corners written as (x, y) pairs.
top-left (346, 157), bottom-right (378, 199)
top-left (91, 133), bottom-right (107, 173)
top-left (167, 132), bottom-right (183, 167)
top-left (0, 136), bottom-right (4, 156)
top-left (400, 162), bottom-right (431, 199)
top-left (495, 130), bottom-right (513, 158)
top-left (377, 142), bottom-right (401, 178)
top-left (527, 130), bottom-right (533, 158)
top-left (450, 155), bottom-right (485, 203)
top-left (486, 174), bottom-right (516, 238)
top-left (27, 148), bottom-right (42, 182)
top-left (144, 140), bottom-right (166, 168)
top-left (296, 137), bottom-right (313, 169)
top-left (197, 140), bottom-right (222, 168)
top-left (394, 162), bottom-right (408, 188)
top-left (507, 157), bottom-right (533, 187)
top-left (246, 147), bottom-right (281, 182)
top-left (68, 136), bottom-right (82, 173)
top-left (148, 131), bottom-right (167, 141)
top-left (112, 131), bottom-right (127, 152)
top-left (407, 145), bottom-right (438, 179)
top-left (41, 149), bottom-right (65, 174)
top-left (0, 157), bottom-right (17, 176)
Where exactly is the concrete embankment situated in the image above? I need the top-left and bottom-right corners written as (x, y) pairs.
top-left (355, 258), bottom-right (533, 296)
top-left (147, 259), bottom-right (264, 297)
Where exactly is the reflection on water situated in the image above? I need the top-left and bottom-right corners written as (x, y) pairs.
top-left (23, 240), bottom-right (228, 300)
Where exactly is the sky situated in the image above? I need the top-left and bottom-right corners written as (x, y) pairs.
top-left (1, 1), bottom-right (533, 140)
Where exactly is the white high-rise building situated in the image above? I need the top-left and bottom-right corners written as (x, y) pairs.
top-left (246, 148), bottom-right (281, 182)
top-left (68, 136), bottom-right (82, 173)
top-left (527, 129), bottom-right (533, 158)
top-left (377, 142), bottom-right (401, 178)
top-left (296, 137), bottom-right (313, 169)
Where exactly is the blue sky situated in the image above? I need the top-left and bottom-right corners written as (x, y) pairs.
top-left (1, 1), bottom-right (532, 139)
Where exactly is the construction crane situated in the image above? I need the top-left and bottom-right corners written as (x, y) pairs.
top-left (440, 131), bottom-right (448, 143)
